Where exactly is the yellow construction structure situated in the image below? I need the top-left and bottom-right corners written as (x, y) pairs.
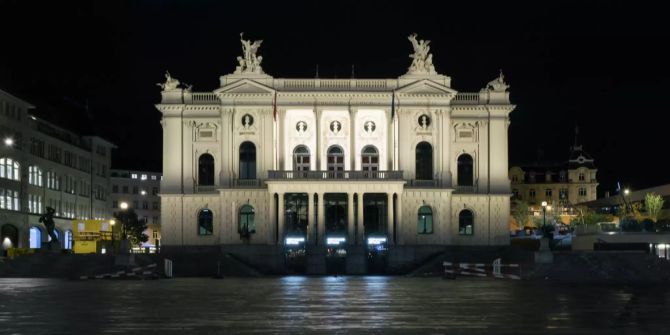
top-left (71, 220), bottom-right (115, 254)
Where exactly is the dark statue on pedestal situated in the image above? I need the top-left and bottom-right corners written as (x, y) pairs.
top-left (39, 206), bottom-right (59, 249)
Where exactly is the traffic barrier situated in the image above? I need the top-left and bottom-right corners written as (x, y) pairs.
top-left (444, 258), bottom-right (521, 280)
top-left (79, 263), bottom-right (158, 280)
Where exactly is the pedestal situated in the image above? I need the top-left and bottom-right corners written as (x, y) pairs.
top-left (534, 238), bottom-right (554, 264)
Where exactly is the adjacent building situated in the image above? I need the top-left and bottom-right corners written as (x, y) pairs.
top-left (156, 33), bottom-right (516, 258)
top-left (0, 88), bottom-right (115, 250)
top-left (109, 169), bottom-right (162, 249)
top-left (509, 144), bottom-right (598, 218)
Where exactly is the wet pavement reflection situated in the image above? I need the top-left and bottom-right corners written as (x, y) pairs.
top-left (1, 277), bottom-right (669, 334)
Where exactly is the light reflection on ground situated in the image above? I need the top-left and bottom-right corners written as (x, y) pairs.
top-left (0, 277), bottom-right (669, 334)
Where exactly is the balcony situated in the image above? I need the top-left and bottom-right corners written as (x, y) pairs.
top-left (267, 170), bottom-right (404, 181)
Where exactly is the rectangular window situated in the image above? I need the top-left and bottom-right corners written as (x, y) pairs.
top-left (151, 175), bottom-right (157, 180)
top-left (579, 188), bottom-right (587, 196)
top-left (112, 185), bottom-right (118, 193)
top-left (131, 173), bottom-right (138, 179)
top-left (133, 200), bottom-right (139, 209)
top-left (132, 186), bottom-right (138, 194)
top-left (152, 187), bottom-right (159, 196)
top-left (141, 174), bottom-right (147, 181)
top-left (112, 201), bottom-right (118, 209)
top-left (152, 202), bottom-right (159, 210)
top-left (142, 201), bottom-right (148, 210)
top-left (529, 189), bottom-right (536, 198)
top-left (122, 186), bottom-right (128, 194)
top-left (545, 189), bottom-right (552, 197)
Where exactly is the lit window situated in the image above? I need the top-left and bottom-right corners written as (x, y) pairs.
top-left (198, 209), bottom-right (213, 235)
top-left (141, 174), bottom-right (147, 181)
top-left (0, 158), bottom-right (20, 181)
top-left (459, 210), bottom-right (474, 235)
top-left (151, 175), bottom-right (157, 180)
top-left (131, 173), bottom-right (138, 179)
top-left (417, 206), bottom-right (433, 234)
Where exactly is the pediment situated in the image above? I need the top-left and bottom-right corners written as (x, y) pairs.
top-left (396, 79), bottom-right (457, 96)
top-left (214, 79), bottom-right (275, 95)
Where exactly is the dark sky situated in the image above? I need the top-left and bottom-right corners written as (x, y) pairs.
top-left (1, 0), bottom-right (668, 197)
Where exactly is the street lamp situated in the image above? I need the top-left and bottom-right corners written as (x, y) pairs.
top-left (117, 202), bottom-right (129, 253)
top-left (110, 219), bottom-right (116, 254)
top-left (3, 137), bottom-right (13, 147)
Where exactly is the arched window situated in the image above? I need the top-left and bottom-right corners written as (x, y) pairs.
top-left (64, 230), bottom-right (73, 249)
top-left (48, 229), bottom-right (60, 243)
top-left (198, 209), bottom-right (213, 235)
top-left (239, 142), bottom-right (256, 179)
top-left (29, 165), bottom-right (43, 186)
top-left (361, 146), bottom-right (379, 172)
top-left (0, 158), bottom-right (20, 181)
top-left (198, 154), bottom-right (215, 186)
top-left (238, 205), bottom-right (256, 237)
top-left (457, 154), bottom-right (473, 186)
top-left (459, 210), bottom-right (474, 235)
top-left (417, 206), bottom-right (433, 234)
top-left (327, 146), bottom-right (345, 172)
top-left (293, 146), bottom-right (310, 171)
top-left (29, 226), bottom-right (42, 248)
top-left (415, 142), bottom-right (433, 180)
top-left (1, 224), bottom-right (19, 249)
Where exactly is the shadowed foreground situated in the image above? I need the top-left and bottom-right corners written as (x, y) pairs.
top-left (1, 277), bottom-right (669, 334)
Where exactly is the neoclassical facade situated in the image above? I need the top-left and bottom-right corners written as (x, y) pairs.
top-left (157, 34), bottom-right (515, 250)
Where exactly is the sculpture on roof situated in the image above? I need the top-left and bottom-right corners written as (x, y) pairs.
top-left (407, 33), bottom-right (437, 75)
top-left (486, 70), bottom-right (510, 92)
top-left (234, 32), bottom-right (264, 74)
top-left (156, 71), bottom-right (181, 91)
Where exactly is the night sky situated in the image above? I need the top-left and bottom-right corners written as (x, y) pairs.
top-left (1, 0), bottom-right (667, 197)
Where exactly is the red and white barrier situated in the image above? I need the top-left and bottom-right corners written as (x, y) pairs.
top-left (444, 258), bottom-right (521, 280)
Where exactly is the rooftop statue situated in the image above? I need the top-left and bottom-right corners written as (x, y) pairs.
top-left (407, 33), bottom-right (437, 75)
top-left (235, 32), bottom-right (264, 74)
top-left (486, 70), bottom-right (510, 92)
top-left (156, 71), bottom-right (181, 91)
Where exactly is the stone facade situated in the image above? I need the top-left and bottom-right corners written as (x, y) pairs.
top-left (0, 88), bottom-right (115, 250)
top-left (156, 34), bottom-right (516, 250)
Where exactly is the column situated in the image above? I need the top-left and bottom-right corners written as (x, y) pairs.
top-left (357, 192), bottom-right (365, 245)
top-left (387, 193), bottom-right (394, 245)
top-left (307, 192), bottom-right (315, 245)
top-left (269, 192), bottom-right (276, 244)
top-left (347, 192), bottom-right (355, 243)
top-left (277, 193), bottom-right (284, 245)
top-left (396, 192), bottom-right (402, 245)
top-left (317, 192), bottom-right (325, 245)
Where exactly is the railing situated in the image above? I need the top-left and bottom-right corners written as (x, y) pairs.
top-left (278, 79), bottom-right (389, 91)
top-left (268, 170), bottom-right (404, 181)
top-left (452, 92), bottom-right (480, 104)
top-left (454, 185), bottom-right (477, 193)
top-left (233, 179), bottom-right (263, 188)
top-left (407, 179), bottom-right (440, 188)
top-left (189, 93), bottom-right (219, 104)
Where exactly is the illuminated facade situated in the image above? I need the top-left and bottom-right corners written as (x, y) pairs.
top-left (0, 88), bottom-right (115, 250)
top-left (156, 34), bottom-right (516, 251)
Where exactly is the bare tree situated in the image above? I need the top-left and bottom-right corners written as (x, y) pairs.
top-left (512, 200), bottom-right (530, 230)
top-left (645, 192), bottom-right (665, 222)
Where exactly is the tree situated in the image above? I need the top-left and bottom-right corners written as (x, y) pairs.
top-left (113, 208), bottom-right (148, 248)
top-left (645, 192), bottom-right (665, 222)
top-left (512, 200), bottom-right (530, 230)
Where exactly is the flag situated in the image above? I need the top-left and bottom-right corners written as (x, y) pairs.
top-left (272, 91), bottom-right (277, 122)
top-left (391, 91), bottom-right (396, 119)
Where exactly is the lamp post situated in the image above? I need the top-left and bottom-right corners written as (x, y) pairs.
top-left (542, 201), bottom-right (548, 231)
top-left (118, 202), bottom-right (129, 253)
top-left (110, 219), bottom-right (116, 254)
top-left (3, 137), bottom-right (13, 147)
